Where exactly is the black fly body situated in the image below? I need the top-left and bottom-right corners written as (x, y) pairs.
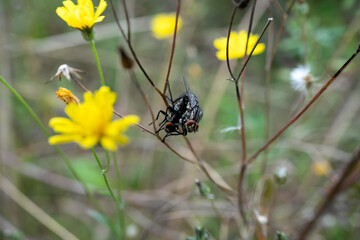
top-left (154, 77), bottom-right (203, 142)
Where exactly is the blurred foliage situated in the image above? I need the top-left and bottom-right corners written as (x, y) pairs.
top-left (1, 0), bottom-right (360, 239)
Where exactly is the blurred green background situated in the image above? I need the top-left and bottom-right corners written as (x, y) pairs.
top-left (1, 0), bottom-right (360, 239)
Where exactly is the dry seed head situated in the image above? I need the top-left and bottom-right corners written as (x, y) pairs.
top-left (55, 87), bottom-right (80, 105)
top-left (118, 47), bottom-right (133, 70)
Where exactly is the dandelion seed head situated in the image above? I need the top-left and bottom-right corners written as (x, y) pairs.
top-left (290, 65), bottom-right (314, 95)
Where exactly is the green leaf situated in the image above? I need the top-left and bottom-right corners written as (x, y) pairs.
top-left (276, 231), bottom-right (289, 240)
top-left (71, 158), bottom-right (105, 189)
top-left (88, 209), bottom-right (110, 228)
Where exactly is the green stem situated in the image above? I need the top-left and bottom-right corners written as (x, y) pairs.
top-left (92, 147), bottom-right (104, 170)
top-left (91, 147), bottom-right (126, 239)
top-left (90, 39), bottom-right (106, 86)
top-left (105, 150), bottom-right (111, 173)
top-left (0, 76), bottom-right (102, 212)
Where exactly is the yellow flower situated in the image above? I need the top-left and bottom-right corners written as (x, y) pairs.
top-left (56, 0), bottom-right (107, 31)
top-left (55, 87), bottom-right (80, 105)
top-left (213, 30), bottom-right (265, 60)
top-left (151, 13), bottom-right (183, 39)
top-left (49, 86), bottom-right (139, 151)
top-left (312, 160), bottom-right (332, 176)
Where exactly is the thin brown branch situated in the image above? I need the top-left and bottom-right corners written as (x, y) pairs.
top-left (240, 0), bottom-right (257, 97)
top-left (121, 0), bottom-right (131, 41)
top-left (163, 0), bottom-right (181, 97)
top-left (297, 145), bottom-right (360, 240)
top-left (247, 43), bottom-right (360, 164)
top-left (269, 0), bottom-right (296, 66)
top-left (109, 0), bottom-right (128, 42)
top-left (226, 8), bottom-right (237, 80)
top-left (235, 18), bottom-right (273, 83)
top-left (129, 70), bottom-right (157, 132)
top-left (236, 17), bottom-right (273, 225)
top-left (127, 70), bottom-right (195, 164)
top-left (109, 0), bottom-right (166, 102)
top-left (262, 14), bottom-right (275, 174)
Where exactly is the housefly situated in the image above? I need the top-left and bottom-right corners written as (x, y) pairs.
top-left (154, 77), bottom-right (203, 142)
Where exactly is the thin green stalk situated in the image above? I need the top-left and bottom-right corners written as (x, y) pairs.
top-left (0, 76), bottom-right (98, 207)
top-left (92, 147), bottom-right (104, 170)
top-left (91, 147), bottom-right (126, 239)
top-left (1, 76), bottom-right (49, 136)
top-left (105, 149), bottom-right (111, 173)
top-left (90, 39), bottom-right (105, 86)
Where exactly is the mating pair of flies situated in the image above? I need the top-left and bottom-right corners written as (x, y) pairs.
top-left (153, 77), bottom-right (203, 142)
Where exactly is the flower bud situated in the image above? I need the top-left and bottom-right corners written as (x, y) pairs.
top-left (274, 167), bottom-right (287, 185)
top-left (118, 46), bottom-right (133, 70)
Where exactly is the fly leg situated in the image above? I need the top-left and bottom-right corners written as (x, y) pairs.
top-left (149, 110), bottom-right (167, 126)
top-left (161, 131), bottom-right (183, 142)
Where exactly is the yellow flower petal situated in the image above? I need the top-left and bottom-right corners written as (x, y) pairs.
top-left (107, 115), bottom-right (139, 134)
top-left (49, 134), bottom-right (81, 145)
top-left (79, 0), bottom-right (93, 11)
top-left (56, 0), bottom-right (107, 30)
top-left (213, 30), bottom-right (265, 60)
top-left (114, 134), bottom-right (129, 145)
top-left (49, 86), bottom-right (139, 151)
top-left (78, 135), bottom-right (99, 149)
top-left (250, 43), bottom-right (266, 55)
top-left (95, 16), bottom-right (105, 23)
top-left (151, 13), bottom-right (183, 39)
top-left (213, 37), bottom-right (228, 51)
top-left (49, 117), bottom-right (81, 133)
top-left (94, 0), bottom-right (107, 19)
top-left (100, 137), bottom-right (117, 151)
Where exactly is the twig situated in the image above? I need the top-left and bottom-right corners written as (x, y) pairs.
top-left (262, 9), bottom-right (275, 174)
top-left (247, 43), bottom-right (360, 164)
top-left (235, 18), bottom-right (273, 225)
top-left (240, 0), bottom-right (257, 97)
top-left (109, 0), bottom-right (166, 102)
top-left (297, 145), bottom-right (360, 240)
top-left (270, 0), bottom-right (296, 65)
top-left (163, 0), bottom-right (181, 99)
top-left (127, 70), bottom-right (196, 164)
top-left (121, 0), bottom-right (131, 41)
top-left (226, 8), bottom-right (237, 80)
top-left (235, 19), bottom-right (273, 83)
top-left (128, 70), bottom-right (157, 133)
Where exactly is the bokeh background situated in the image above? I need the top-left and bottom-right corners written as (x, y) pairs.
top-left (1, 0), bottom-right (360, 239)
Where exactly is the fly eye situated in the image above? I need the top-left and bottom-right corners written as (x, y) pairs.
top-left (166, 122), bottom-right (173, 127)
top-left (186, 120), bottom-right (195, 127)
top-left (195, 123), bottom-right (199, 130)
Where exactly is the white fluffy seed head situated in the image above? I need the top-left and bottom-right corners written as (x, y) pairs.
top-left (290, 65), bottom-right (313, 95)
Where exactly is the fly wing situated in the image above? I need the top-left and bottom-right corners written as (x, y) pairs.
top-left (183, 76), bottom-right (198, 110)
